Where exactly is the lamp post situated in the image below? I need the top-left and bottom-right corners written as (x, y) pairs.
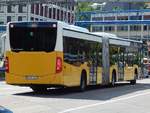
top-left (89, 2), bottom-right (106, 32)
top-left (89, 2), bottom-right (106, 11)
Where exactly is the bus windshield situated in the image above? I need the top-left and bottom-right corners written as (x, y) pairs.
top-left (9, 27), bottom-right (57, 52)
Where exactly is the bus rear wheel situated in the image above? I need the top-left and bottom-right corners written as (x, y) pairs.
top-left (79, 72), bottom-right (87, 92)
top-left (111, 71), bottom-right (116, 87)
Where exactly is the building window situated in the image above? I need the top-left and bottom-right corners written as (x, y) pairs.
top-left (64, 11), bottom-right (67, 21)
top-left (61, 10), bottom-right (63, 21)
top-left (0, 21), bottom-right (4, 24)
top-left (130, 25), bottom-right (141, 31)
top-left (144, 25), bottom-right (147, 31)
top-left (71, 13), bottom-right (74, 24)
top-left (130, 16), bottom-right (142, 20)
top-left (53, 8), bottom-right (56, 19)
top-left (40, 4), bottom-right (43, 16)
top-left (104, 17), bottom-right (115, 20)
top-left (35, 18), bottom-right (39, 21)
top-left (104, 26), bottom-right (114, 31)
top-left (7, 5), bottom-right (12, 13)
top-left (117, 26), bottom-right (128, 31)
top-left (18, 16), bottom-right (22, 21)
top-left (92, 26), bottom-right (103, 32)
top-left (72, 6), bottom-right (74, 11)
top-left (18, 5), bottom-right (23, 13)
top-left (0, 5), bottom-right (4, 13)
top-left (117, 16), bottom-right (128, 20)
top-left (18, 4), bottom-right (27, 13)
top-left (68, 12), bottom-right (70, 23)
top-left (49, 8), bottom-right (52, 18)
top-left (35, 4), bottom-right (39, 15)
top-left (7, 16), bottom-right (11, 23)
top-left (30, 17), bottom-right (34, 21)
top-left (144, 15), bottom-right (150, 20)
top-left (57, 9), bottom-right (60, 20)
top-left (31, 4), bottom-right (34, 14)
top-left (44, 6), bottom-right (48, 17)
top-left (92, 17), bottom-right (103, 21)
top-left (7, 5), bottom-right (15, 13)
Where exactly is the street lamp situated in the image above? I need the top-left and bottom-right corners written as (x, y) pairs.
top-left (89, 2), bottom-right (106, 11)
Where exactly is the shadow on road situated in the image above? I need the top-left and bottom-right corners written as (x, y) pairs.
top-left (13, 82), bottom-right (150, 101)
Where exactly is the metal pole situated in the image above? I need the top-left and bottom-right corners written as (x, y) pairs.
top-left (27, 0), bottom-right (29, 21)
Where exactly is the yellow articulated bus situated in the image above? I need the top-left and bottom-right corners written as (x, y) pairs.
top-left (5, 21), bottom-right (142, 92)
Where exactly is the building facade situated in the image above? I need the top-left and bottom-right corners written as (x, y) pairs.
top-left (0, 2), bottom-right (75, 25)
top-left (91, 9), bottom-right (150, 40)
top-left (102, 2), bottom-right (145, 11)
top-left (90, 9), bottom-right (150, 56)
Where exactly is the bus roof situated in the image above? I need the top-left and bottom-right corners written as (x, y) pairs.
top-left (92, 32), bottom-right (142, 44)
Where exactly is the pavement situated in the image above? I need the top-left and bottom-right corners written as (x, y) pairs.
top-left (0, 79), bottom-right (150, 113)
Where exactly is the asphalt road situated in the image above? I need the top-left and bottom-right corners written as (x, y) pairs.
top-left (0, 79), bottom-right (150, 113)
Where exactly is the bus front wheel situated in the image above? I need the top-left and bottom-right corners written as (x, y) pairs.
top-left (130, 79), bottom-right (136, 85)
top-left (130, 70), bottom-right (137, 85)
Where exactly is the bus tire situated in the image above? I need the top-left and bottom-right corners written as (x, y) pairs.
top-left (79, 71), bottom-right (87, 92)
top-left (111, 71), bottom-right (116, 87)
top-left (130, 70), bottom-right (137, 85)
top-left (30, 86), bottom-right (47, 92)
top-left (130, 79), bottom-right (136, 85)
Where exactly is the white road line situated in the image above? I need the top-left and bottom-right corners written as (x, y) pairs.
top-left (58, 91), bottom-right (150, 113)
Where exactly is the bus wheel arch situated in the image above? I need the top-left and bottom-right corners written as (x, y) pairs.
top-left (130, 68), bottom-right (137, 85)
top-left (80, 69), bottom-right (87, 92)
top-left (135, 68), bottom-right (138, 79)
top-left (111, 69), bottom-right (116, 87)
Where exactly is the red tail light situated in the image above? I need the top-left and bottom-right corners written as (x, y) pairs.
top-left (5, 57), bottom-right (9, 73)
top-left (56, 57), bottom-right (62, 73)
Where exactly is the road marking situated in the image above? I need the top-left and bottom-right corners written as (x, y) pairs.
top-left (58, 91), bottom-right (150, 113)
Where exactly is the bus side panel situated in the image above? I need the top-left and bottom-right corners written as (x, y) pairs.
top-left (124, 66), bottom-right (134, 80)
top-left (63, 62), bottom-right (89, 87)
top-left (6, 51), bottom-right (64, 85)
top-left (125, 64), bottom-right (138, 80)
top-left (97, 67), bottom-right (102, 84)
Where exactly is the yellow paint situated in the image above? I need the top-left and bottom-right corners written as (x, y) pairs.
top-left (97, 67), bottom-right (102, 84)
top-left (5, 51), bottom-right (139, 87)
top-left (124, 64), bottom-right (138, 80)
top-left (6, 51), bottom-right (64, 85)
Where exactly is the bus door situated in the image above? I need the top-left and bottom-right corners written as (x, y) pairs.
top-left (89, 54), bottom-right (98, 85)
top-left (118, 52), bottom-right (125, 80)
top-left (102, 37), bottom-right (110, 85)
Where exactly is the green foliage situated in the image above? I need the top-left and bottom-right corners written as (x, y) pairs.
top-left (76, 2), bottom-right (94, 21)
top-left (76, 2), bottom-right (94, 12)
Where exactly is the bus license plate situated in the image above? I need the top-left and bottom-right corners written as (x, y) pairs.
top-left (25, 76), bottom-right (39, 80)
